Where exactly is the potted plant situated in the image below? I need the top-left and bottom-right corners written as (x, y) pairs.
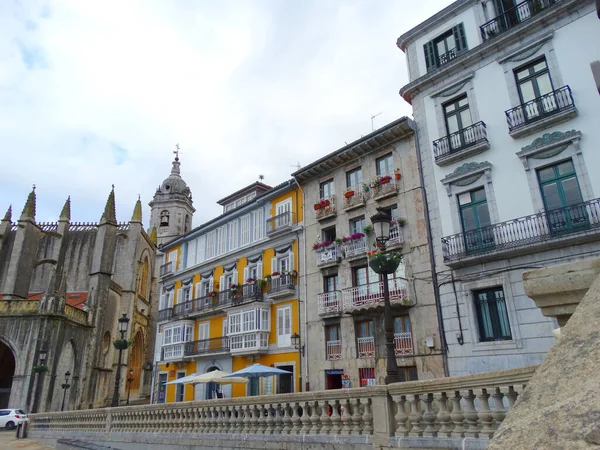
top-left (344, 189), bottom-right (355, 198)
top-left (363, 225), bottom-right (373, 236)
top-left (362, 184), bottom-right (370, 192)
top-left (335, 237), bottom-right (342, 245)
top-left (380, 175), bottom-right (392, 185)
top-left (246, 277), bottom-right (257, 284)
top-left (272, 271), bottom-right (280, 278)
top-left (32, 364), bottom-right (49, 373)
top-left (396, 218), bottom-right (407, 227)
top-left (314, 202), bottom-right (322, 211)
top-left (113, 338), bottom-right (132, 350)
top-left (394, 169), bottom-right (401, 180)
top-left (320, 198), bottom-right (331, 208)
top-left (366, 250), bottom-right (403, 275)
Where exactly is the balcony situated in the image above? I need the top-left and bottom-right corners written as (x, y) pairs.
top-left (343, 236), bottom-right (368, 259)
top-left (341, 279), bottom-right (411, 313)
top-left (388, 225), bottom-right (405, 248)
top-left (480, 0), bottom-right (561, 41)
top-left (184, 337), bottom-right (230, 357)
top-left (172, 284), bottom-right (264, 318)
top-left (394, 332), bottom-right (414, 356)
top-left (505, 86), bottom-right (576, 138)
top-left (442, 198), bottom-right (600, 268)
top-left (342, 185), bottom-right (367, 211)
top-left (433, 121), bottom-right (489, 166)
top-left (357, 336), bottom-right (375, 358)
top-left (159, 262), bottom-right (173, 277)
top-left (317, 291), bottom-right (342, 315)
top-left (266, 273), bottom-right (296, 299)
top-left (315, 243), bottom-right (340, 267)
top-left (229, 332), bottom-right (269, 355)
top-left (371, 173), bottom-right (399, 201)
top-left (161, 343), bottom-right (186, 361)
top-left (314, 195), bottom-right (336, 221)
top-left (157, 308), bottom-right (173, 322)
top-left (326, 340), bottom-right (342, 360)
top-left (267, 211), bottom-right (296, 236)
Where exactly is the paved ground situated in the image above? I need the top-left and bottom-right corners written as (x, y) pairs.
top-left (0, 430), bottom-right (54, 449)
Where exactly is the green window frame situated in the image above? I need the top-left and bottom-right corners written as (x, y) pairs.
top-left (473, 287), bottom-right (512, 342)
top-left (458, 188), bottom-right (495, 253)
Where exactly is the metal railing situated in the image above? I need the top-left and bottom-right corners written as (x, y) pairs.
top-left (159, 262), bottom-right (173, 276)
top-left (437, 47), bottom-right (459, 67)
top-left (357, 337), bottom-right (375, 358)
top-left (394, 332), bottom-right (413, 356)
top-left (184, 337), bottom-right (230, 356)
top-left (505, 86), bottom-right (575, 132)
top-left (388, 225), bottom-right (404, 247)
top-left (266, 211), bottom-right (295, 235)
top-left (442, 198), bottom-right (600, 262)
top-left (433, 121), bottom-right (488, 161)
top-left (343, 185), bottom-right (367, 209)
top-left (341, 279), bottom-right (410, 311)
top-left (372, 172), bottom-right (398, 198)
top-left (317, 291), bottom-right (342, 315)
top-left (326, 340), bottom-right (342, 360)
top-left (267, 273), bottom-right (295, 295)
top-left (172, 285), bottom-right (263, 318)
top-left (316, 244), bottom-right (339, 266)
top-left (480, 0), bottom-right (561, 41)
top-left (157, 308), bottom-right (173, 322)
top-left (343, 236), bottom-right (368, 258)
top-left (315, 195), bottom-right (337, 219)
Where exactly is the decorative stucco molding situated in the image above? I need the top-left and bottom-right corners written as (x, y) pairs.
top-left (431, 72), bottom-right (475, 98)
top-left (441, 161), bottom-right (493, 195)
top-left (497, 32), bottom-right (554, 64)
top-left (516, 130), bottom-right (582, 170)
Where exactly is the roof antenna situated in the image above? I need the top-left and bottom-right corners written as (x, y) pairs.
top-left (258, 174), bottom-right (265, 181)
top-left (371, 112), bottom-right (383, 131)
top-left (290, 161), bottom-right (301, 171)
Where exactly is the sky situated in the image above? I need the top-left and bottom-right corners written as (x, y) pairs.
top-left (0, 0), bottom-right (453, 228)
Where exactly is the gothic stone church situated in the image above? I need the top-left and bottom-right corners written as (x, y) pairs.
top-left (0, 187), bottom-right (157, 411)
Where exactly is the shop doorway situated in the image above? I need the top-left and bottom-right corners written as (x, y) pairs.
top-left (277, 365), bottom-right (294, 394)
top-left (326, 370), bottom-right (343, 390)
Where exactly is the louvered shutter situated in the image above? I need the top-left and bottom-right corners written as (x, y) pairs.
top-left (159, 293), bottom-right (165, 309)
top-left (176, 288), bottom-right (182, 305)
top-left (232, 269), bottom-right (238, 285)
top-left (209, 277), bottom-right (214, 292)
top-left (243, 267), bottom-right (249, 283)
top-left (257, 262), bottom-right (263, 279)
top-left (219, 275), bottom-right (225, 291)
top-left (288, 252), bottom-right (294, 272)
top-left (453, 23), bottom-right (467, 53)
top-left (195, 283), bottom-right (201, 299)
top-left (423, 40), bottom-right (436, 71)
top-left (168, 291), bottom-right (174, 308)
top-left (271, 257), bottom-right (278, 275)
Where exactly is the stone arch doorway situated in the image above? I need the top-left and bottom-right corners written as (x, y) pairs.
top-left (128, 330), bottom-right (144, 397)
top-left (205, 366), bottom-right (221, 400)
top-left (0, 341), bottom-right (15, 408)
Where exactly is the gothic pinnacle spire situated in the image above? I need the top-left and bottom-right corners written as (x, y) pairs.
top-left (60, 196), bottom-right (71, 221)
top-left (100, 185), bottom-right (117, 225)
top-left (149, 226), bottom-right (157, 244)
top-left (2, 205), bottom-right (11, 222)
top-left (131, 195), bottom-right (142, 222)
top-left (20, 186), bottom-right (36, 220)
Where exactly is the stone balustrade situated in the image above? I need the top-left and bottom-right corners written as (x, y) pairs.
top-left (28, 365), bottom-right (537, 449)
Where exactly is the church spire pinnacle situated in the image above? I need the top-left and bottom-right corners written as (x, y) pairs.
top-left (100, 185), bottom-right (117, 225)
top-left (20, 185), bottom-right (36, 220)
top-left (2, 205), bottom-right (11, 222)
top-left (60, 196), bottom-right (71, 221)
top-left (171, 144), bottom-right (181, 175)
top-left (131, 195), bottom-right (142, 223)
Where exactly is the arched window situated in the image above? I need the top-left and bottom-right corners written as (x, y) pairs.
top-left (160, 210), bottom-right (169, 227)
top-left (139, 257), bottom-right (149, 299)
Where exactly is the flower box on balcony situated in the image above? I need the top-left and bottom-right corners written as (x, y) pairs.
top-left (344, 190), bottom-right (355, 198)
top-left (314, 203), bottom-right (321, 211)
top-left (380, 175), bottom-right (392, 185)
top-left (320, 199), bottom-right (331, 207)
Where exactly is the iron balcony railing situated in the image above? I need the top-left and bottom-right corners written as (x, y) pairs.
top-left (267, 273), bottom-right (296, 295)
top-left (372, 171), bottom-right (399, 199)
top-left (157, 308), bottom-right (173, 322)
top-left (172, 284), bottom-right (263, 318)
top-left (342, 184), bottom-right (367, 209)
top-left (437, 47), bottom-right (460, 67)
top-left (159, 262), bottom-right (173, 277)
top-left (433, 121), bottom-right (488, 161)
top-left (357, 336), bottom-right (375, 358)
top-left (442, 198), bottom-right (600, 262)
top-left (394, 332), bottom-right (414, 356)
top-left (315, 195), bottom-right (337, 220)
top-left (341, 279), bottom-right (410, 311)
top-left (505, 86), bottom-right (575, 133)
top-left (316, 243), bottom-right (340, 266)
top-left (317, 291), bottom-right (342, 315)
top-left (184, 337), bottom-right (230, 356)
top-left (343, 236), bottom-right (368, 258)
top-left (388, 224), bottom-right (405, 247)
top-left (480, 0), bottom-right (561, 41)
top-left (266, 211), bottom-right (296, 235)
top-left (326, 340), bottom-right (342, 360)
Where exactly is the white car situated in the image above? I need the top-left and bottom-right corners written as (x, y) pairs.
top-left (0, 409), bottom-right (28, 430)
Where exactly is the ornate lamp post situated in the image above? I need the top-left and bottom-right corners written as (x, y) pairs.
top-left (111, 313), bottom-right (130, 407)
top-left (126, 368), bottom-right (135, 405)
top-left (370, 209), bottom-right (401, 384)
top-left (32, 347), bottom-right (49, 413)
top-left (61, 371), bottom-right (71, 411)
top-left (290, 333), bottom-right (305, 356)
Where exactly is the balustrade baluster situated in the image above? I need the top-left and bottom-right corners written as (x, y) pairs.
top-left (504, 385), bottom-right (519, 409)
top-left (209, 406), bottom-right (217, 433)
top-left (477, 388), bottom-right (495, 438)
top-left (300, 401), bottom-right (312, 434)
top-left (309, 400), bottom-right (321, 434)
top-left (291, 402), bottom-right (302, 434)
top-left (462, 390), bottom-right (480, 438)
top-left (257, 404), bottom-right (267, 434)
top-left (330, 400), bottom-right (341, 434)
top-left (241, 404), bottom-right (250, 433)
top-left (282, 403), bottom-right (293, 434)
top-left (362, 399), bottom-right (373, 435)
top-left (407, 394), bottom-right (423, 437)
top-left (450, 391), bottom-right (465, 438)
top-left (490, 388), bottom-right (507, 430)
top-left (250, 404), bottom-right (260, 434)
top-left (341, 399), bottom-right (352, 435)
top-left (422, 393), bottom-right (437, 437)
top-left (393, 395), bottom-right (410, 437)
top-left (320, 400), bottom-right (332, 434)
top-left (274, 403), bottom-right (284, 434)
top-left (229, 405), bottom-right (238, 433)
top-left (265, 403), bottom-right (275, 434)
top-left (435, 392), bottom-right (453, 437)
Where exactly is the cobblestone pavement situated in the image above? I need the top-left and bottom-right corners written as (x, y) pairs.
top-left (0, 431), bottom-right (54, 449)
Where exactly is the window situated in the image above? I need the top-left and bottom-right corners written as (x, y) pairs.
top-left (196, 235), bottom-right (206, 264)
top-left (349, 216), bottom-right (366, 235)
top-left (515, 58), bottom-right (555, 119)
top-left (206, 231), bottom-right (216, 259)
top-left (277, 305), bottom-right (292, 347)
top-left (356, 320), bottom-right (374, 338)
top-left (324, 274), bottom-right (338, 292)
top-left (138, 257), bottom-right (149, 298)
top-left (322, 226), bottom-right (336, 243)
top-left (346, 167), bottom-right (362, 188)
top-left (160, 210), bottom-right (169, 227)
top-left (217, 226), bottom-right (227, 255)
top-left (163, 323), bottom-right (193, 345)
top-left (253, 209), bottom-right (264, 240)
top-left (537, 160), bottom-right (586, 233)
top-left (198, 321), bottom-right (210, 344)
top-left (376, 153), bottom-right (393, 176)
top-left (319, 179), bottom-right (335, 199)
top-left (175, 371), bottom-right (186, 402)
top-left (326, 323), bottom-right (342, 360)
top-left (182, 286), bottom-right (191, 310)
top-left (394, 315), bottom-right (411, 334)
top-left (474, 287), bottom-right (512, 341)
top-left (444, 96), bottom-right (473, 150)
top-left (229, 314), bottom-right (241, 334)
top-left (157, 373), bottom-right (167, 403)
top-left (277, 255), bottom-right (290, 273)
top-left (424, 24), bottom-right (467, 71)
top-left (358, 368), bottom-right (376, 387)
top-left (243, 310), bottom-right (256, 331)
top-left (398, 366), bottom-right (419, 382)
top-left (458, 188), bottom-right (494, 253)
top-left (229, 220), bottom-right (238, 250)
top-left (240, 214), bottom-right (251, 246)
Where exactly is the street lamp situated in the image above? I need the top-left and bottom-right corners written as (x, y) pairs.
top-left (290, 333), bottom-right (305, 356)
top-left (32, 347), bottom-right (49, 413)
top-left (111, 313), bottom-right (130, 407)
top-left (370, 209), bottom-right (400, 384)
top-left (61, 371), bottom-right (71, 411)
top-left (126, 368), bottom-right (135, 405)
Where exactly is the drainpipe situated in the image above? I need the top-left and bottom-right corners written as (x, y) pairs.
top-left (291, 176), bottom-right (308, 391)
top-left (408, 119), bottom-right (449, 377)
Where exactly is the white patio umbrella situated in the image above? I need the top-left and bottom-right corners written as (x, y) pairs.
top-left (182, 370), bottom-right (248, 385)
top-left (164, 373), bottom-right (199, 385)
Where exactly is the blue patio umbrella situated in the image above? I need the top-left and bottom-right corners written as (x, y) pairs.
top-left (222, 363), bottom-right (292, 378)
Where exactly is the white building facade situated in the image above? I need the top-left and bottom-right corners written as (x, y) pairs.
top-left (398, 0), bottom-right (600, 376)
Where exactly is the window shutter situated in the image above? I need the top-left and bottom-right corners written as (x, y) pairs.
top-left (232, 269), bottom-right (238, 285)
top-left (159, 293), bottom-right (165, 309)
top-left (209, 277), bottom-right (214, 292)
top-left (194, 283), bottom-right (201, 298)
top-left (223, 318), bottom-right (228, 336)
top-left (168, 291), bottom-right (174, 308)
top-left (243, 267), bottom-right (249, 283)
top-left (271, 257), bottom-right (278, 274)
top-left (219, 275), bottom-right (225, 291)
top-left (176, 288), bottom-right (182, 304)
top-left (257, 262), bottom-right (263, 279)
top-left (423, 40), bottom-right (436, 71)
top-left (288, 252), bottom-right (295, 272)
top-left (453, 23), bottom-right (467, 53)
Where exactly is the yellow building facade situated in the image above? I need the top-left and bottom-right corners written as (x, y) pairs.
top-left (153, 180), bottom-right (303, 402)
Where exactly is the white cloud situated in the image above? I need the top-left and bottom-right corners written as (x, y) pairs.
top-left (0, 0), bottom-right (453, 228)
